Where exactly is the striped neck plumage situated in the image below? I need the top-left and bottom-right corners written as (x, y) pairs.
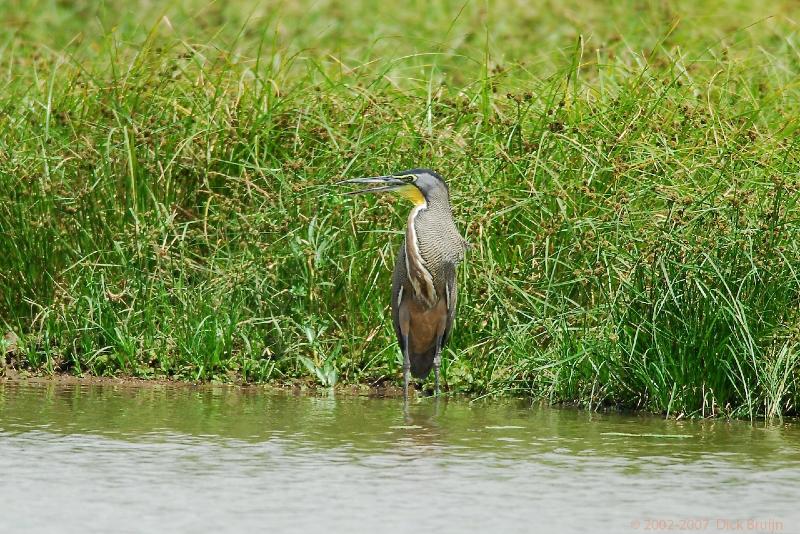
top-left (404, 199), bottom-right (437, 307)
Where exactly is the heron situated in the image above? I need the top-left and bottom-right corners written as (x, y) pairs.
top-left (339, 169), bottom-right (468, 400)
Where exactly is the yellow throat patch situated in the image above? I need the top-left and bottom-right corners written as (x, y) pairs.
top-left (395, 184), bottom-right (426, 206)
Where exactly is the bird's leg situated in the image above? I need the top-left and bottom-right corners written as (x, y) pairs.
top-left (433, 336), bottom-right (443, 397)
top-left (402, 334), bottom-right (410, 403)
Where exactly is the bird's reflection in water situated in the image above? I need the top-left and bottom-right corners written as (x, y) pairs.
top-left (397, 396), bottom-right (446, 450)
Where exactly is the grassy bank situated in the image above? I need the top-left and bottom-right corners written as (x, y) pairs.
top-left (2, 0), bottom-right (800, 418)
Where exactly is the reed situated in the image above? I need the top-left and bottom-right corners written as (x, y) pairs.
top-left (2, 0), bottom-right (799, 418)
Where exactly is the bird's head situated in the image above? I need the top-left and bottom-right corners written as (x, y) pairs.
top-left (337, 168), bottom-right (449, 207)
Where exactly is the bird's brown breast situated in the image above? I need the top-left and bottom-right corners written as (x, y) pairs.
top-left (405, 295), bottom-right (448, 355)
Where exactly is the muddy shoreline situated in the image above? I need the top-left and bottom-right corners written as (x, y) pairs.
top-left (0, 368), bottom-right (407, 397)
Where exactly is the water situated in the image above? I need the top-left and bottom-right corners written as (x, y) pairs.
top-left (0, 381), bottom-right (798, 533)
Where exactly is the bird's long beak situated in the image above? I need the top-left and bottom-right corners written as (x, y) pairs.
top-left (336, 175), bottom-right (408, 195)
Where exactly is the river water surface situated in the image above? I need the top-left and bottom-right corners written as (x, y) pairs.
top-left (0, 381), bottom-right (798, 533)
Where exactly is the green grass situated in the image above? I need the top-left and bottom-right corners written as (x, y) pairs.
top-left (2, 0), bottom-right (800, 419)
